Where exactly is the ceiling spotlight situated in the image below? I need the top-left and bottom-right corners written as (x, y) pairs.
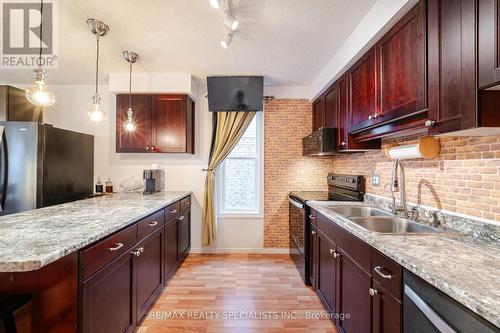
top-left (224, 13), bottom-right (238, 31)
top-left (220, 33), bottom-right (233, 49)
top-left (210, 0), bottom-right (221, 9)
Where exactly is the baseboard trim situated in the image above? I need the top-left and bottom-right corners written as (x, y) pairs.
top-left (190, 247), bottom-right (290, 254)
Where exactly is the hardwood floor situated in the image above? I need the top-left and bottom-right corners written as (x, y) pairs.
top-left (139, 254), bottom-right (337, 333)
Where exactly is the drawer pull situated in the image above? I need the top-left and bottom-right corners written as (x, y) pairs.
top-left (184, 202), bottom-right (190, 206)
top-left (369, 288), bottom-right (378, 296)
top-left (311, 230), bottom-right (317, 235)
top-left (329, 248), bottom-right (334, 254)
top-left (374, 266), bottom-right (392, 279)
top-left (148, 221), bottom-right (159, 227)
top-left (170, 209), bottom-right (178, 214)
top-left (108, 243), bottom-right (124, 252)
top-left (177, 215), bottom-right (185, 221)
top-left (308, 215), bottom-right (316, 219)
top-left (333, 251), bottom-right (340, 259)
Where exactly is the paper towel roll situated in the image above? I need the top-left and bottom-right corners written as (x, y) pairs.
top-left (385, 136), bottom-right (440, 160)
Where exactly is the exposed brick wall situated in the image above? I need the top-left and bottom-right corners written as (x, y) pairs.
top-left (263, 99), bottom-right (335, 248)
top-left (333, 135), bottom-right (500, 221)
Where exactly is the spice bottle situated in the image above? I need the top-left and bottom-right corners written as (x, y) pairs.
top-left (105, 177), bottom-right (113, 193)
top-left (95, 177), bottom-right (103, 194)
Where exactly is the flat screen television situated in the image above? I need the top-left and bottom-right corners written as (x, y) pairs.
top-left (207, 76), bottom-right (263, 112)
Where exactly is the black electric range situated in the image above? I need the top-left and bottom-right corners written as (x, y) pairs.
top-left (289, 173), bottom-right (365, 285)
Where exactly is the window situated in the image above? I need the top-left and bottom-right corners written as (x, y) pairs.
top-left (217, 113), bottom-right (262, 217)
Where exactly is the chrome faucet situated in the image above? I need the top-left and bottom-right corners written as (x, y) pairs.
top-left (390, 159), bottom-right (407, 218)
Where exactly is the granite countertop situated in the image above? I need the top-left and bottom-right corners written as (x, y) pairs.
top-left (0, 191), bottom-right (191, 273)
top-left (307, 201), bottom-right (500, 329)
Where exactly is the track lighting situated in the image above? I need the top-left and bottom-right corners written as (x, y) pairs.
top-left (224, 13), bottom-right (238, 31)
top-left (220, 33), bottom-right (233, 49)
top-left (210, 0), bottom-right (221, 9)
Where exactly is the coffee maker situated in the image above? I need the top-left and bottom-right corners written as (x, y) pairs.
top-left (143, 169), bottom-right (162, 194)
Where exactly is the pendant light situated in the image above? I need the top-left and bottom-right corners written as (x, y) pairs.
top-left (26, 0), bottom-right (55, 107)
top-left (122, 51), bottom-right (138, 132)
top-left (87, 18), bottom-right (109, 123)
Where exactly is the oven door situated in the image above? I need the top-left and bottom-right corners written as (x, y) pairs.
top-left (288, 196), bottom-right (309, 285)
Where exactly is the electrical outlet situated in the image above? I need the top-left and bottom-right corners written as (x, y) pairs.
top-left (372, 174), bottom-right (381, 186)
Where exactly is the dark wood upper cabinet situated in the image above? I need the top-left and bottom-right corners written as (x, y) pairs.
top-left (377, 0), bottom-right (426, 120)
top-left (349, 48), bottom-right (378, 129)
top-left (478, 0), bottom-right (500, 89)
top-left (0, 85), bottom-right (42, 122)
top-left (116, 94), bottom-right (195, 154)
top-left (312, 96), bottom-right (325, 132)
top-left (116, 94), bottom-right (151, 153)
top-left (151, 94), bottom-right (194, 153)
top-left (324, 85), bottom-right (339, 129)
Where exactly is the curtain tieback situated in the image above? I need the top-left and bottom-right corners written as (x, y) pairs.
top-left (202, 168), bottom-right (215, 172)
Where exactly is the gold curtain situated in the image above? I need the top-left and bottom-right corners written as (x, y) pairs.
top-left (202, 111), bottom-right (257, 247)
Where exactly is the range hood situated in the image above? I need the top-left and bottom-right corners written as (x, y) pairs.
top-left (302, 128), bottom-right (338, 156)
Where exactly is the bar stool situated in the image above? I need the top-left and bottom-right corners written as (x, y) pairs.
top-left (0, 294), bottom-right (32, 333)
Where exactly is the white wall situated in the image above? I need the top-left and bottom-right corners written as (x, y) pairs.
top-left (34, 84), bottom-right (271, 252)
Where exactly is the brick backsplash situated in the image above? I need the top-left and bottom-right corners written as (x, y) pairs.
top-left (263, 99), bottom-right (335, 248)
top-left (334, 135), bottom-right (500, 221)
top-left (263, 99), bottom-right (500, 248)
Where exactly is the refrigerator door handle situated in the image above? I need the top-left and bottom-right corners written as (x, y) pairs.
top-left (0, 126), bottom-right (7, 213)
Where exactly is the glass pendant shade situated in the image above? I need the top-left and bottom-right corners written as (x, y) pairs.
top-left (123, 108), bottom-right (136, 132)
top-left (25, 68), bottom-right (55, 107)
top-left (88, 95), bottom-right (106, 123)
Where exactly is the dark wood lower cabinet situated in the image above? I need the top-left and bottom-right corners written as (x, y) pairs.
top-left (135, 227), bottom-right (164, 321)
top-left (164, 218), bottom-right (178, 279)
top-left (81, 251), bottom-right (136, 333)
top-left (80, 195), bottom-right (191, 333)
top-left (310, 210), bottom-right (402, 333)
top-left (336, 251), bottom-right (371, 333)
top-left (371, 280), bottom-right (402, 333)
top-left (317, 231), bottom-right (336, 312)
top-left (178, 209), bottom-right (191, 262)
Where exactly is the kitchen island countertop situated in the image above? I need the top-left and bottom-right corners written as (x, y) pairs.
top-left (0, 191), bottom-right (191, 272)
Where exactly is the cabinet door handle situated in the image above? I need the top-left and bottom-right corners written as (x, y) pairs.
top-left (311, 230), bottom-right (317, 235)
top-left (151, 146), bottom-right (156, 151)
top-left (368, 115), bottom-right (373, 120)
top-left (329, 248), bottom-right (334, 254)
top-left (425, 120), bottom-right (436, 127)
top-left (341, 141), bottom-right (346, 146)
top-left (170, 209), bottom-right (178, 214)
top-left (369, 288), bottom-right (378, 296)
top-left (333, 251), bottom-right (340, 258)
top-left (148, 221), bottom-right (158, 227)
top-left (108, 242), bottom-right (124, 252)
top-left (146, 146), bottom-right (150, 151)
top-left (184, 202), bottom-right (190, 206)
top-left (374, 266), bottom-right (392, 279)
top-left (177, 215), bottom-right (185, 221)
top-left (308, 215), bottom-right (316, 219)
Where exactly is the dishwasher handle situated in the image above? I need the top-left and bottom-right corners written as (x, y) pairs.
top-left (288, 197), bottom-right (304, 209)
top-left (404, 285), bottom-right (457, 333)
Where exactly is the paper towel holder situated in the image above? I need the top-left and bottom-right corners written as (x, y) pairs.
top-left (385, 136), bottom-right (440, 160)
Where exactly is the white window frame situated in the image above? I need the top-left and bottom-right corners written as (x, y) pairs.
top-left (217, 112), bottom-right (264, 219)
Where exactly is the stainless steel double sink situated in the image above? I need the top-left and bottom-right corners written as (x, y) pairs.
top-left (329, 206), bottom-right (441, 234)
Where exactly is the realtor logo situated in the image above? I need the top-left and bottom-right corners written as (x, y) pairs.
top-left (0, 0), bottom-right (58, 68)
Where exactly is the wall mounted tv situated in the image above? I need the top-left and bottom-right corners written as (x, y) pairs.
top-left (207, 76), bottom-right (264, 112)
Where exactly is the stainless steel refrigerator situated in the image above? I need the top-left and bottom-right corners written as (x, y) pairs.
top-left (0, 121), bottom-right (94, 215)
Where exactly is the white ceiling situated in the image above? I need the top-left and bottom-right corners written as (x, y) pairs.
top-left (0, 0), bottom-right (376, 86)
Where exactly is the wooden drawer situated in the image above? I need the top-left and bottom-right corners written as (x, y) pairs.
top-left (331, 222), bottom-right (371, 274)
top-left (180, 196), bottom-right (191, 211)
top-left (82, 224), bottom-right (138, 280)
top-left (138, 209), bottom-right (165, 240)
top-left (165, 201), bottom-right (181, 221)
top-left (316, 212), bottom-right (336, 242)
top-left (371, 249), bottom-right (402, 300)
